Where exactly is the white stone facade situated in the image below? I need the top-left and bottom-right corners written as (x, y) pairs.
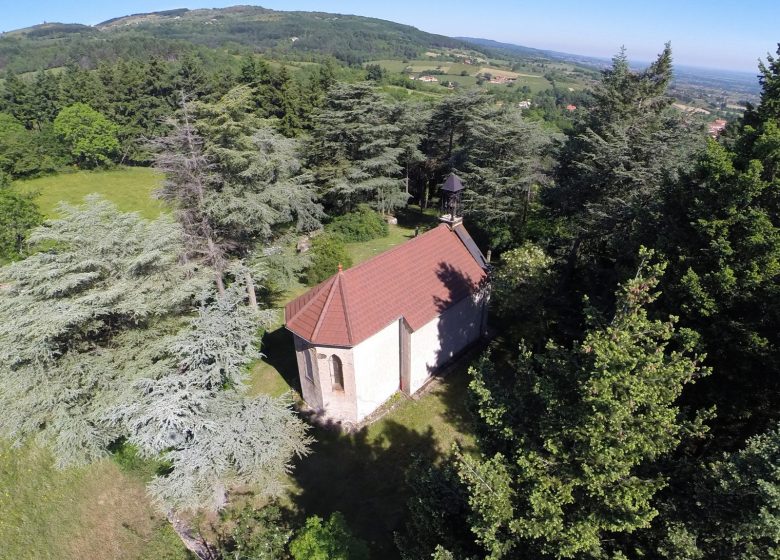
top-left (293, 291), bottom-right (488, 425)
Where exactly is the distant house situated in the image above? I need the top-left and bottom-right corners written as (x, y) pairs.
top-left (708, 118), bottom-right (727, 137)
top-left (418, 75), bottom-right (439, 83)
top-left (285, 221), bottom-right (490, 426)
top-left (518, 100), bottom-right (532, 109)
top-left (488, 75), bottom-right (516, 84)
top-left (565, 104), bottom-right (577, 111)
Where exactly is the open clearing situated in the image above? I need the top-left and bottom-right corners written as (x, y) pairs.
top-left (14, 167), bottom-right (165, 219)
top-left (0, 441), bottom-right (189, 560)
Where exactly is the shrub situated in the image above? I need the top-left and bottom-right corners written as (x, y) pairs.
top-left (289, 512), bottom-right (369, 560)
top-left (326, 204), bottom-right (388, 242)
top-left (305, 234), bottom-right (353, 285)
top-left (216, 502), bottom-right (292, 560)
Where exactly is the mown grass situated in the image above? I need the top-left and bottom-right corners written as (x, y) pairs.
top-left (288, 360), bottom-right (477, 559)
top-left (0, 440), bottom-right (190, 560)
top-left (344, 221), bottom-right (416, 264)
top-left (14, 167), bottom-right (165, 219)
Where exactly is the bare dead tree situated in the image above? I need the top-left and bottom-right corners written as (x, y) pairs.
top-left (151, 92), bottom-right (229, 295)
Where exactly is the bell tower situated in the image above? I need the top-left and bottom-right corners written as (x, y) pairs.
top-left (440, 172), bottom-right (464, 226)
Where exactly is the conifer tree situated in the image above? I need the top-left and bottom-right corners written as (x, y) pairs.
top-left (307, 82), bottom-right (408, 213)
top-left (0, 199), bottom-right (310, 515)
top-left (153, 89), bottom-right (322, 299)
top-left (28, 70), bottom-right (62, 129)
top-left (460, 103), bottom-right (556, 249)
top-left (1, 72), bottom-right (35, 129)
top-left (547, 45), bottom-right (703, 280)
top-left (650, 48), bottom-right (780, 442)
top-left (684, 425), bottom-right (780, 559)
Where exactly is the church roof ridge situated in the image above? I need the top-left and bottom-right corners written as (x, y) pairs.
top-left (285, 222), bottom-right (487, 347)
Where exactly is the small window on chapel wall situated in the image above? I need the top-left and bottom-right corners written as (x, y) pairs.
top-left (303, 349), bottom-right (315, 382)
top-left (329, 355), bottom-right (344, 391)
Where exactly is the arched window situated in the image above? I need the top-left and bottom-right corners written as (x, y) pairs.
top-left (329, 355), bottom-right (344, 391)
top-left (303, 348), bottom-right (315, 382)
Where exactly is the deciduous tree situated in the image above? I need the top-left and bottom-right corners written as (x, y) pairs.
top-left (460, 252), bottom-right (709, 559)
top-left (53, 103), bottom-right (119, 167)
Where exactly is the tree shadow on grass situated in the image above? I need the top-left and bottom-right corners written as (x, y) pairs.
top-left (396, 205), bottom-right (440, 230)
top-left (260, 326), bottom-right (301, 393)
top-left (290, 420), bottom-right (440, 559)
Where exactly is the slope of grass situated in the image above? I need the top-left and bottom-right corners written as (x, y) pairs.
top-left (0, 440), bottom-right (190, 560)
top-left (14, 167), bottom-right (165, 219)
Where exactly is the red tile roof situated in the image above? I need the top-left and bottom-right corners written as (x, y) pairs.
top-left (285, 223), bottom-right (488, 347)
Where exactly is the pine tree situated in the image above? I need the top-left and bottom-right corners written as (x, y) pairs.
top-left (650, 48), bottom-right (780, 442)
top-left (460, 103), bottom-right (556, 249)
top-left (59, 63), bottom-right (108, 110)
top-left (1, 72), bottom-right (35, 129)
top-left (0, 199), bottom-right (310, 515)
top-left (153, 89), bottom-right (322, 299)
top-left (28, 70), bottom-right (62, 129)
top-left (547, 45), bottom-right (704, 284)
top-left (688, 425), bottom-right (780, 559)
top-left (175, 54), bottom-right (212, 101)
top-left (152, 95), bottom-right (228, 294)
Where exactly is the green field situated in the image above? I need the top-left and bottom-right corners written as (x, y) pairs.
top-left (369, 58), bottom-right (554, 94)
top-left (0, 441), bottom-right (189, 560)
top-left (488, 74), bottom-right (551, 93)
top-left (14, 167), bottom-right (165, 219)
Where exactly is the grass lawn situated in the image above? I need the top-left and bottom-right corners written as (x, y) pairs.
top-left (0, 441), bottom-right (190, 560)
top-left (288, 364), bottom-right (476, 559)
top-left (14, 167), bottom-right (165, 219)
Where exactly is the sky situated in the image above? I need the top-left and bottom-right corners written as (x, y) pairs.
top-left (1, 0), bottom-right (777, 72)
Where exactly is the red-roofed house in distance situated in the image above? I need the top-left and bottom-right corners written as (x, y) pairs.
top-left (708, 118), bottom-right (727, 137)
top-left (285, 174), bottom-right (490, 426)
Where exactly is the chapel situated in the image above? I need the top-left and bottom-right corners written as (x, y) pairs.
top-left (285, 199), bottom-right (490, 425)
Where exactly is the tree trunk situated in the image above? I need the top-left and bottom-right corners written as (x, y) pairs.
top-left (167, 511), bottom-right (218, 560)
top-left (245, 271), bottom-right (258, 311)
top-left (214, 271), bottom-right (225, 296)
top-left (206, 236), bottom-right (225, 296)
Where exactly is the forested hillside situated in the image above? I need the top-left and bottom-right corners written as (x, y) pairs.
top-left (0, 5), bottom-right (483, 72)
top-left (0, 4), bottom-right (778, 559)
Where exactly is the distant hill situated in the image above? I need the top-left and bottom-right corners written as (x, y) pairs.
top-left (458, 36), bottom-right (610, 66)
top-left (460, 36), bottom-right (761, 96)
top-left (0, 5), bottom-right (490, 73)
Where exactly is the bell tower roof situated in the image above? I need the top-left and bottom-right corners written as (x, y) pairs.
top-left (442, 172), bottom-right (465, 193)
